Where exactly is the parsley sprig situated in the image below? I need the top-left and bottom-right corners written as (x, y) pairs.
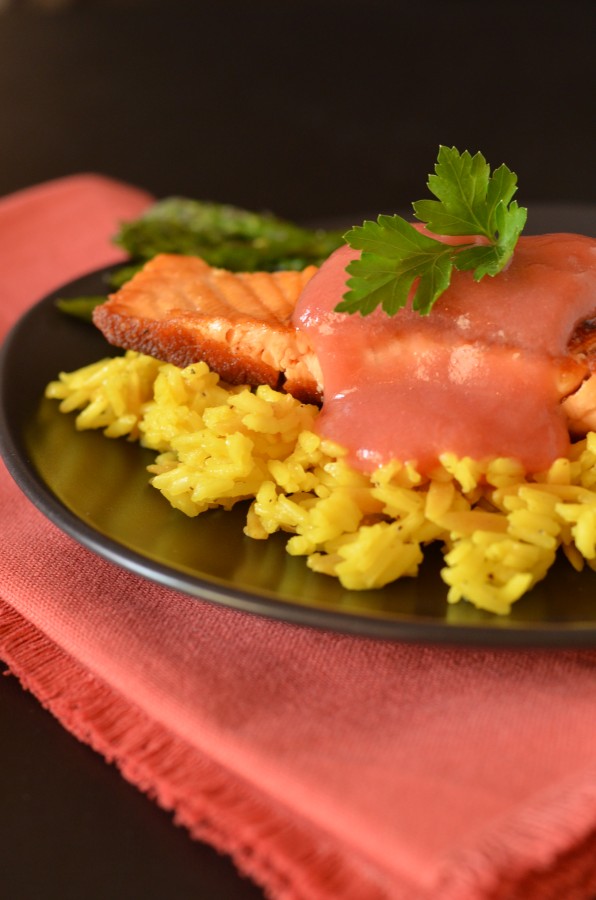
top-left (337, 146), bottom-right (527, 316)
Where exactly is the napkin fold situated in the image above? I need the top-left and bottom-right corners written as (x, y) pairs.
top-left (2, 175), bottom-right (596, 900)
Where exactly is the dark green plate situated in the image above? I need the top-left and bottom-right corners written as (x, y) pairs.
top-left (1, 205), bottom-right (596, 645)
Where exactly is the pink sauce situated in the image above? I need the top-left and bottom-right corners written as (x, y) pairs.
top-left (293, 233), bottom-right (596, 473)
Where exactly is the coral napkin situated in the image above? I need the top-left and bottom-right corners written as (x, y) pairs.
top-left (2, 175), bottom-right (596, 900)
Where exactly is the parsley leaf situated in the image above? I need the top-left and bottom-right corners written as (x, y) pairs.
top-left (337, 146), bottom-right (527, 317)
top-left (339, 216), bottom-right (454, 316)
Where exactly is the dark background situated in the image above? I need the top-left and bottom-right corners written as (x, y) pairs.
top-left (0, 2), bottom-right (594, 898)
top-left (1, 0), bottom-right (594, 221)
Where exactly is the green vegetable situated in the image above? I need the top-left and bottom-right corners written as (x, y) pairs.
top-left (55, 295), bottom-right (108, 322)
top-left (337, 146), bottom-right (527, 317)
top-left (57, 198), bottom-right (345, 323)
top-left (55, 265), bottom-right (139, 322)
top-left (114, 197), bottom-right (344, 271)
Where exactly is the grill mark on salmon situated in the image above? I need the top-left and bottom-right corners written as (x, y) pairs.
top-left (93, 254), bottom-right (323, 403)
top-left (93, 241), bottom-right (596, 439)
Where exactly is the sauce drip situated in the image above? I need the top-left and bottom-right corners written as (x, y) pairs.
top-left (293, 234), bottom-right (596, 473)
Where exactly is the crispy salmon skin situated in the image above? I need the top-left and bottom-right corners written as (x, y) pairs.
top-left (93, 253), bottom-right (323, 403)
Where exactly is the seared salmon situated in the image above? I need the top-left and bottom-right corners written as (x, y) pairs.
top-left (93, 242), bottom-right (596, 446)
top-left (293, 235), bottom-right (596, 472)
top-left (93, 254), bottom-right (323, 403)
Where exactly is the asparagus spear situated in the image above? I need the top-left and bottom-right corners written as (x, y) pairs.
top-left (57, 198), bottom-right (345, 321)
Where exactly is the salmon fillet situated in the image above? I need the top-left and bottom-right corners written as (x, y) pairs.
top-left (93, 247), bottom-right (596, 436)
top-left (93, 254), bottom-right (323, 403)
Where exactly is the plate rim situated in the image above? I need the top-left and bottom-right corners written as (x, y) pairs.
top-left (2, 208), bottom-right (596, 647)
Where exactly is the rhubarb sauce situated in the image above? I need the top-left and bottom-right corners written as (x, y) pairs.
top-left (293, 234), bottom-right (596, 474)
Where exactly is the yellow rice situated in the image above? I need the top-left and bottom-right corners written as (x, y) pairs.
top-left (45, 350), bottom-right (596, 615)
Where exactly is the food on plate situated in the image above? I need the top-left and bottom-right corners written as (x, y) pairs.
top-left (296, 234), bottom-right (596, 474)
top-left (45, 147), bottom-right (596, 615)
top-left (56, 197), bottom-right (345, 321)
top-left (92, 254), bottom-right (322, 403)
top-left (113, 196), bottom-right (345, 272)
